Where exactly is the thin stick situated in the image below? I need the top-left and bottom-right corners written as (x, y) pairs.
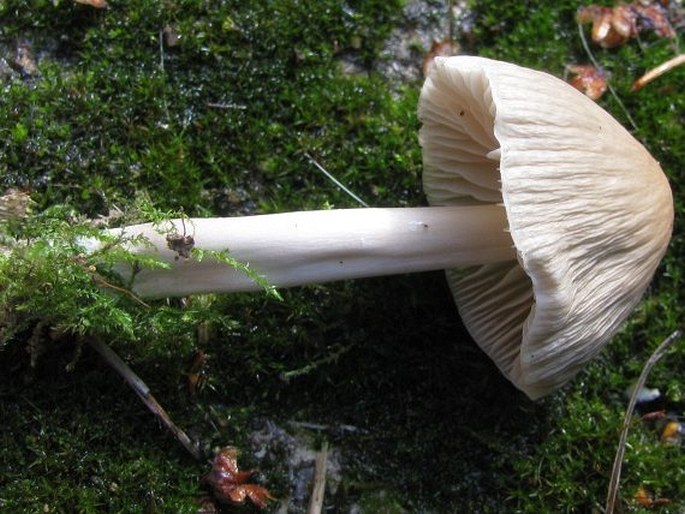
top-left (205, 101), bottom-right (247, 110)
top-left (605, 329), bottom-right (682, 513)
top-left (88, 338), bottom-right (201, 460)
top-left (279, 342), bottom-right (354, 382)
top-left (90, 273), bottom-right (151, 309)
top-left (631, 54), bottom-right (685, 91)
top-left (304, 152), bottom-right (370, 208)
top-left (307, 441), bottom-right (329, 514)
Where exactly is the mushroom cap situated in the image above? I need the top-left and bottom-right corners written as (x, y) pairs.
top-left (418, 56), bottom-right (673, 399)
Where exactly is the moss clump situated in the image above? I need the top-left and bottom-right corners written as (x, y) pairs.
top-left (0, 0), bottom-right (415, 215)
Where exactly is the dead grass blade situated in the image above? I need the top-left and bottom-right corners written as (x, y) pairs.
top-left (605, 329), bottom-right (682, 513)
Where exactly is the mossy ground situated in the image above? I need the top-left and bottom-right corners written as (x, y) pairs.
top-left (1, 0), bottom-right (684, 512)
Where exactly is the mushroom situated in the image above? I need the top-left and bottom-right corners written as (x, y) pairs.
top-left (420, 56), bottom-right (672, 398)
top-left (109, 56), bottom-right (673, 399)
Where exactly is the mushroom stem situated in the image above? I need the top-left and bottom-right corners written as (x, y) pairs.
top-left (114, 205), bottom-right (515, 298)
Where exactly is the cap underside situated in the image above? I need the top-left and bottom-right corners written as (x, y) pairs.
top-left (419, 56), bottom-right (673, 399)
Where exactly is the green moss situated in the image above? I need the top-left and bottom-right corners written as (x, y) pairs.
top-left (468, 0), bottom-right (582, 70)
top-left (0, 353), bottom-right (202, 513)
top-left (1, 0), bottom-right (685, 512)
top-left (0, 0), bottom-right (410, 215)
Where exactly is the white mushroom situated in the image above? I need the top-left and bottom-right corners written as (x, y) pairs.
top-left (420, 56), bottom-right (673, 399)
top-left (109, 57), bottom-right (673, 399)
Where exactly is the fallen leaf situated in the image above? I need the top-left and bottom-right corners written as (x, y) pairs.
top-left (203, 447), bottom-right (274, 509)
top-left (641, 410), bottom-right (666, 421)
top-left (577, 1), bottom-right (675, 48)
top-left (422, 39), bottom-right (459, 77)
top-left (660, 419), bottom-right (685, 445)
top-left (566, 64), bottom-right (608, 100)
top-left (633, 3), bottom-right (676, 38)
top-left (635, 485), bottom-right (671, 507)
top-left (577, 5), bottom-right (633, 48)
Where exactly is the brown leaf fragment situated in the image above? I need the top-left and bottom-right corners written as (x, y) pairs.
top-left (422, 39), bottom-right (459, 77)
top-left (641, 409), bottom-right (666, 421)
top-left (633, 3), bottom-right (676, 38)
top-left (577, 5), bottom-right (631, 47)
top-left (566, 64), bottom-right (608, 100)
top-left (203, 447), bottom-right (274, 509)
top-left (611, 4), bottom-right (638, 39)
top-left (660, 419), bottom-right (685, 445)
top-left (577, 2), bottom-right (676, 48)
top-left (635, 485), bottom-right (671, 507)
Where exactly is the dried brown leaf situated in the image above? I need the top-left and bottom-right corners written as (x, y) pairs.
top-left (566, 64), bottom-right (608, 100)
top-left (203, 447), bottom-right (274, 509)
top-left (578, 1), bottom-right (676, 48)
top-left (635, 485), bottom-right (671, 508)
top-left (422, 39), bottom-right (459, 77)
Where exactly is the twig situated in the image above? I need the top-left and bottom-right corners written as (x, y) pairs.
top-left (90, 272), bottom-right (151, 308)
top-left (631, 54), bottom-right (685, 91)
top-left (605, 329), bottom-right (683, 514)
top-left (288, 420), bottom-right (363, 434)
top-left (88, 338), bottom-right (201, 460)
top-left (307, 441), bottom-right (329, 514)
top-left (304, 152), bottom-right (370, 208)
top-left (279, 342), bottom-right (355, 382)
top-left (206, 101), bottom-right (247, 110)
